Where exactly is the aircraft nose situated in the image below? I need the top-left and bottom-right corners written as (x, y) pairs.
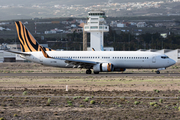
top-left (169, 59), bottom-right (176, 66)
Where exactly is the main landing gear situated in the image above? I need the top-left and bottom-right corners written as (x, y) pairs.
top-left (86, 69), bottom-right (92, 74)
top-left (94, 71), bottom-right (99, 74)
top-left (155, 70), bottom-right (160, 74)
top-left (86, 70), bottom-right (99, 74)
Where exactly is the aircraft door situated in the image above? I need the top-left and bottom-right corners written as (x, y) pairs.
top-left (40, 55), bottom-right (43, 63)
top-left (152, 56), bottom-right (156, 63)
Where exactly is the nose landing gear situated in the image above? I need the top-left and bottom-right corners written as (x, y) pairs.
top-left (155, 70), bottom-right (160, 74)
top-left (155, 68), bottom-right (166, 74)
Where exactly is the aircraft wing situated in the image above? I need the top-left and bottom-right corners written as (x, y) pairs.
top-left (40, 46), bottom-right (98, 68)
top-left (5, 50), bottom-right (31, 56)
top-left (62, 58), bottom-right (98, 68)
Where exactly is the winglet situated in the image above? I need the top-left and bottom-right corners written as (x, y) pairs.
top-left (40, 46), bottom-right (52, 58)
top-left (92, 48), bottom-right (95, 51)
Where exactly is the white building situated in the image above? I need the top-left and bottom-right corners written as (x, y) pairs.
top-left (0, 27), bottom-right (5, 31)
top-left (137, 22), bottom-right (146, 27)
top-left (130, 22), bottom-right (137, 26)
top-left (110, 21), bottom-right (117, 27)
top-left (84, 11), bottom-right (113, 51)
top-left (71, 24), bottom-right (77, 28)
top-left (117, 23), bottom-right (126, 27)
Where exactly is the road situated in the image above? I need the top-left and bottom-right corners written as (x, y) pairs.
top-left (0, 73), bottom-right (179, 77)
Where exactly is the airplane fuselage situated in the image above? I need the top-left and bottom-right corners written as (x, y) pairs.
top-left (21, 51), bottom-right (175, 70)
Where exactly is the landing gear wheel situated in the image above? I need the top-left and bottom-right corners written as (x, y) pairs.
top-left (94, 71), bottom-right (99, 74)
top-left (86, 70), bottom-right (92, 74)
top-left (156, 71), bottom-right (160, 74)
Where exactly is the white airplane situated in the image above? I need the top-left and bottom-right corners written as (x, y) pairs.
top-left (8, 21), bottom-right (176, 74)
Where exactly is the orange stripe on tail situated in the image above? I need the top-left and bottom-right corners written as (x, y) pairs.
top-left (40, 46), bottom-right (52, 58)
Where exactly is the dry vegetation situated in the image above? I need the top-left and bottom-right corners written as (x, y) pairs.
top-left (0, 62), bottom-right (180, 119)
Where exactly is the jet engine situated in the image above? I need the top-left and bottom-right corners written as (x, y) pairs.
top-left (93, 63), bottom-right (114, 72)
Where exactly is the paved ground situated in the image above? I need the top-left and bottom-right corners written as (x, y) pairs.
top-left (0, 73), bottom-right (179, 77)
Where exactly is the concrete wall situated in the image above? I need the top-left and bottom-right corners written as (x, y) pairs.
top-left (165, 50), bottom-right (178, 62)
top-left (0, 50), bottom-right (4, 63)
top-left (90, 32), bottom-right (103, 51)
top-left (87, 47), bottom-right (114, 51)
top-left (138, 49), bottom-right (179, 62)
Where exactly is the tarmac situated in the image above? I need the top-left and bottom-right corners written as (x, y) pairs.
top-left (0, 73), bottom-right (179, 77)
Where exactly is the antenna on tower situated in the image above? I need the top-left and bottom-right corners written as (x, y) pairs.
top-left (35, 22), bottom-right (36, 34)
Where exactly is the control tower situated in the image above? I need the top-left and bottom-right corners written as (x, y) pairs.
top-left (84, 11), bottom-right (109, 51)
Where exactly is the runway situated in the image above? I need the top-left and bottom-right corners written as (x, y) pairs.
top-left (0, 73), bottom-right (179, 77)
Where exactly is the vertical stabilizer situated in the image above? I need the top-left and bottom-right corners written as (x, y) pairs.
top-left (15, 21), bottom-right (53, 52)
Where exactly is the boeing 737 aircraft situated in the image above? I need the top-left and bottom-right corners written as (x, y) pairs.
top-left (8, 21), bottom-right (176, 74)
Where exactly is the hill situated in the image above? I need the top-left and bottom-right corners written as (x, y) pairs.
top-left (1, 0), bottom-right (159, 5)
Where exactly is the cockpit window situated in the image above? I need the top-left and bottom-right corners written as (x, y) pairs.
top-left (161, 56), bottom-right (169, 59)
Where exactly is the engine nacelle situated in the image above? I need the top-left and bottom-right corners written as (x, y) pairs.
top-left (114, 68), bottom-right (126, 72)
top-left (93, 63), bottom-right (114, 72)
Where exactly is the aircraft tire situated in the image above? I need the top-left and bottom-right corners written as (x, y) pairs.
top-left (86, 70), bottom-right (92, 74)
top-left (94, 71), bottom-right (99, 74)
top-left (156, 71), bottom-right (160, 74)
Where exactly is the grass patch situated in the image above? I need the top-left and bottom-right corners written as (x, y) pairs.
top-left (150, 102), bottom-right (157, 106)
top-left (83, 97), bottom-right (90, 102)
top-left (153, 89), bottom-right (160, 93)
top-left (118, 105), bottom-right (122, 107)
top-left (159, 99), bottom-right (163, 103)
top-left (90, 100), bottom-right (95, 104)
top-left (67, 101), bottom-right (73, 106)
top-left (22, 91), bottom-right (28, 96)
top-left (134, 101), bottom-right (140, 105)
top-left (46, 98), bottom-right (51, 106)
top-left (79, 105), bottom-right (85, 107)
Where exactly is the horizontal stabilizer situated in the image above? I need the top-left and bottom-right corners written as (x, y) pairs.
top-left (5, 50), bottom-right (31, 56)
